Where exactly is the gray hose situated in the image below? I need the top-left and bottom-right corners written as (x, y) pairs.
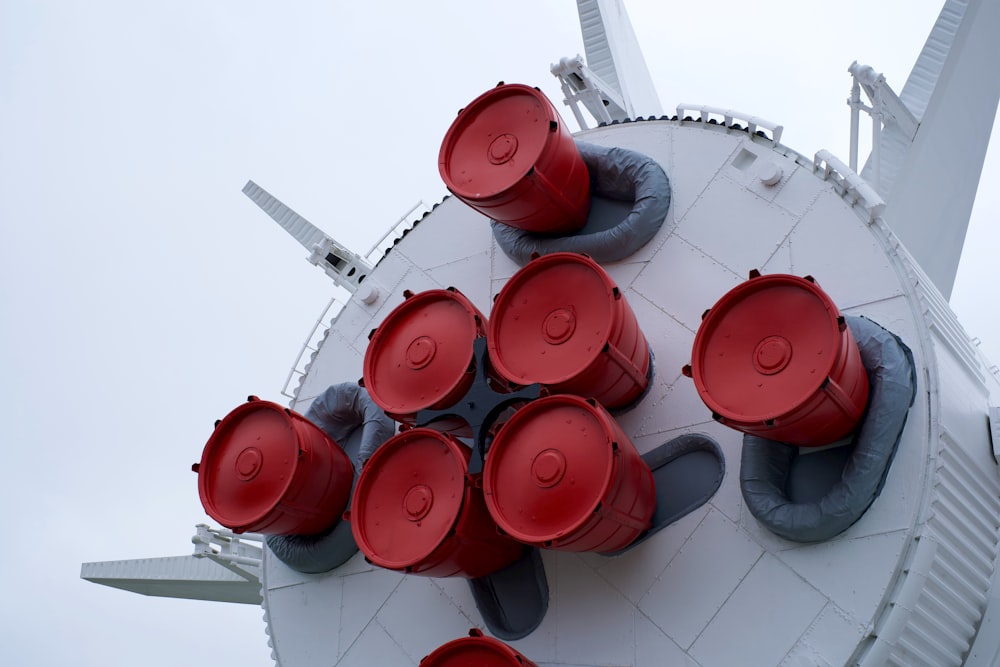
top-left (491, 142), bottom-right (671, 264)
top-left (266, 383), bottom-right (396, 573)
top-left (739, 316), bottom-right (917, 542)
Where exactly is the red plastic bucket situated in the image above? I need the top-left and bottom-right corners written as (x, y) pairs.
top-left (421, 629), bottom-right (539, 667)
top-left (488, 252), bottom-right (650, 409)
top-left (196, 397), bottom-right (354, 535)
top-left (687, 273), bottom-right (869, 447)
top-left (363, 288), bottom-right (488, 430)
top-left (438, 83), bottom-right (590, 234)
top-left (348, 428), bottom-right (523, 578)
top-left (483, 394), bottom-right (655, 553)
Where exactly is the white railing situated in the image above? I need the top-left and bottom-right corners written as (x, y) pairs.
top-left (813, 150), bottom-right (885, 221)
top-left (364, 200), bottom-right (431, 265)
top-left (281, 293), bottom-right (349, 400)
top-left (676, 104), bottom-right (784, 143)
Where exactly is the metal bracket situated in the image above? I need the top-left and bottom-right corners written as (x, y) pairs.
top-left (414, 337), bottom-right (541, 475)
top-left (847, 61), bottom-right (919, 188)
top-left (551, 55), bottom-right (629, 130)
top-left (191, 524), bottom-right (263, 583)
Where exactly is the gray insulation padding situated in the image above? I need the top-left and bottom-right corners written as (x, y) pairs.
top-left (739, 316), bottom-right (917, 543)
top-left (491, 142), bottom-right (671, 264)
top-left (265, 506), bottom-right (359, 574)
top-left (301, 382), bottom-right (395, 467)
top-left (266, 383), bottom-right (396, 574)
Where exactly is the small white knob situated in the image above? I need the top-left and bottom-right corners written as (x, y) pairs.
top-left (358, 285), bottom-right (379, 305)
top-left (758, 161), bottom-right (783, 186)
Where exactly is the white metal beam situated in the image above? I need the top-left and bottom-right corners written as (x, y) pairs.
top-left (862, 0), bottom-right (1000, 299)
top-left (81, 555), bottom-right (262, 605)
top-left (555, 0), bottom-right (662, 127)
top-left (242, 180), bottom-right (372, 292)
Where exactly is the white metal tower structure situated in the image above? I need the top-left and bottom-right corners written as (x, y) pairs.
top-left (551, 0), bottom-right (662, 128)
top-left (849, 0), bottom-right (1000, 299)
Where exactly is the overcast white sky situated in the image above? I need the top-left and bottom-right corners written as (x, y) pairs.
top-left (1, 1), bottom-right (996, 665)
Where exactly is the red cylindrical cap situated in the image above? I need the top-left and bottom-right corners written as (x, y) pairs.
top-left (364, 289), bottom-right (485, 420)
top-left (199, 403), bottom-right (296, 529)
top-left (439, 83), bottom-right (590, 234)
top-left (691, 273), bottom-right (868, 445)
top-left (484, 394), bottom-right (653, 552)
top-left (421, 629), bottom-right (539, 667)
top-left (441, 84), bottom-right (556, 201)
top-left (489, 253), bottom-right (614, 385)
top-left (351, 429), bottom-right (469, 571)
top-left (488, 252), bottom-right (650, 408)
top-left (197, 400), bottom-right (353, 535)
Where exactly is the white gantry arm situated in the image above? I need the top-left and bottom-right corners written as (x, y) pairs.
top-left (242, 180), bottom-right (373, 293)
top-left (79, 526), bottom-right (263, 605)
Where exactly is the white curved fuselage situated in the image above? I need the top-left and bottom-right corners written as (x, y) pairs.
top-left (261, 118), bottom-right (1000, 666)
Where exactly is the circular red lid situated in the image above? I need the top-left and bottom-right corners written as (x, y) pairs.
top-left (421, 635), bottom-right (529, 667)
top-left (439, 84), bottom-right (557, 199)
top-left (351, 429), bottom-right (468, 570)
top-left (488, 253), bottom-right (614, 386)
top-left (691, 274), bottom-right (843, 422)
top-left (364, 289), bottom-right (482, 414)
top-left (198, 401), bottom-right (298, 529)
top-left (483, 395), bottom-right (613, 544)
